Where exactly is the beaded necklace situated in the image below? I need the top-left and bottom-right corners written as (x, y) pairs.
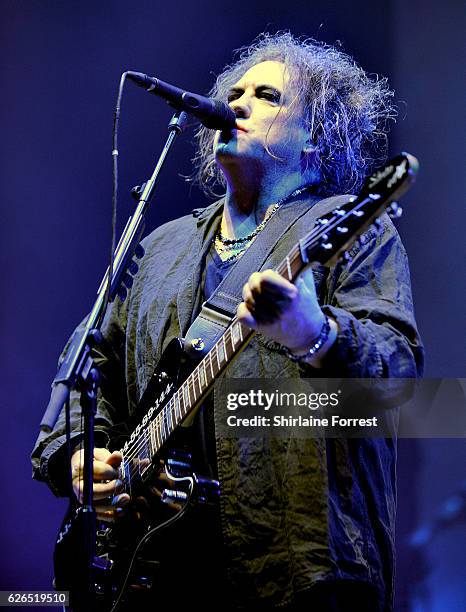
top-left (214, 184), bottom-right (313, 263)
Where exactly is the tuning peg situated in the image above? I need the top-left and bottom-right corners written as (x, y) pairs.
top-left (88, 329), bottom-right (103, 346)
top-left (321, 242), bottom-right (333, 250)
top-left (373, 218), bottom-right (384, 234)
top-left (117, 286), bottom-right (128, 302)
top-left (129, 259), bottom-right (139, 275)
top-left (316, 217), bottom-right (329, 226)
top-left (388, 202), bottom-right (403, 218)
top-left (352, 210), bottom-right (364, 217)
top-left (336, 226), bottom-right (349, 234)
top-left (131, 182), bottom-right (148, 201)
top-left (134, 244), bottom-right (145, 259)
top-left (122, 272), bottom-right (133, 289)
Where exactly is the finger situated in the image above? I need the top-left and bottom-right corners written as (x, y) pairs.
top-left (71, 447), bottom-right (113, 476)
top-left (297, 267), bottom-right (318, 300)
top-left (111, 493), bottom-right (131, 507)
top-left (259, 270), bottom-right (297, 298)
top-left (93, 447), bottom-right (113, 462)
top-left (237, 302), bottom-right (257, 328)
top-left (92, 479), bottom-right (124, 500)
top-left (96, 507), bottom-right (125, 522)
top-left (242, 283), bottom-right (253, 303)
top-left (92, 460), bottom-right (120, 480)
top-left (105, 450), bottom-right (123, 468)
top-left (247, 272), bottom-right (264, 295)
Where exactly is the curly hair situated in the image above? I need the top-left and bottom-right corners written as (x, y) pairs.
top-left (190, 32), bottom-right (397, 198)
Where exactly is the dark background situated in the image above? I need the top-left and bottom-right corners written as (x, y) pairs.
top-left (1, 1), bottom-right (465, 610)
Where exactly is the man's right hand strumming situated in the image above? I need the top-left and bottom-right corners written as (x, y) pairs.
top-left (71, 447), bottom-right (130, 522)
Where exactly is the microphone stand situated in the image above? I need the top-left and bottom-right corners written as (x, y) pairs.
top-left (40, 110), bottom-right (187, 606)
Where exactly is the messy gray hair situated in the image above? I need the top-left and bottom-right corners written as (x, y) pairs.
top-left (190, 32), bottom-right (396, 198)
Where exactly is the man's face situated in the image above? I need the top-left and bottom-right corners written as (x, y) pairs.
top-left (214, 60), bottom-right (310, 174)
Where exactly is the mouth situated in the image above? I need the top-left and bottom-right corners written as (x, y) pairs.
top-left (219, 122), bottom-right (249, 143)
top-left (235, 121), bottom-right (249, 133)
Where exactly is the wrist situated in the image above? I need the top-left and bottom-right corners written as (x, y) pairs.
top-left (283, 314), bottom-right (331, 361)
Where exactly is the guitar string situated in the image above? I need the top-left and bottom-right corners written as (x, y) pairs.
top-left (121, 322), bottom-right (244, 484)
top-left (119, 196), bottom-right (375, 483)
top-left (120, 309), bottom-right (250, 470)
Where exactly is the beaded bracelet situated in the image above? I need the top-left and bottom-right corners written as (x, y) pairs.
top-left (282, 315), bottom-right (331, 362)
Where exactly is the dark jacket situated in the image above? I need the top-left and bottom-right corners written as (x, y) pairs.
top-left (31, 194), bottom-right (424, 610)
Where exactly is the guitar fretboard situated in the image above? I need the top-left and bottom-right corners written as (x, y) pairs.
top-left (119, 245), bottom-right (307, 490)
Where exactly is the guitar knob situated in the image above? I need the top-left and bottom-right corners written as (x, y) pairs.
top-left (161, 489), bottom-right (188, 504)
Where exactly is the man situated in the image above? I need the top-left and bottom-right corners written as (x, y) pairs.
top-left (32, 33), bottom-right (424, 611)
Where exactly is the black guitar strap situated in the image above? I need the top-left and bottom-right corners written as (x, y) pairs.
top-left (184, 192), bottom-right (324, 358)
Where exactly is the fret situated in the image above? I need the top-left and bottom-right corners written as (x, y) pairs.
top-left (238, 323), bottom-right (243, 342)
top-left (149, 421), bottom-right (156, 455)
top-left (200, 361), bottom-right (206, 388)
top-left (167, 406), bottom-right (174, 436)
top-left (218, 339), bottom-right (225, 365)
top-left (174, 392), bottom-right (180, 420)
top-left (209, 353), bottom-right (215, 379)
top-left (195, 368), bottom-right (202, 395)
top-left (223, 334), bottom-right (228, 360)
top-left (162, 409), bottom-right (168, 441)
top-left (286, 255), bottom-right (292, 280)
top-left (177, 389), bottom-right (184, 416)
top-left (157, 412), bottom-right (163, 444)
top-left (146, 424), bottom-right (154, 457)
top-left (154, 419), bottom-right (160, 450)
top-left (120, 454), bottom-right (131, 498)
top-left (232, 322), bottom-right (240, 346)
top-left (189, 375), bottom-right (197, 402)
top-left (172, 395), bottom-right (178, 421)
top-left (183, 384), bottom-right (190, 412)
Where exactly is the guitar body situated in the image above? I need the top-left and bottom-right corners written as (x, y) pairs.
top-left (53, 338), bottom-right (220, 611)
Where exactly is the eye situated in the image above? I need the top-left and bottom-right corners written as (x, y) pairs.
top-left (227, 91), bottom-right (243, 103)
top-left (257, 89), bottom-right (281, 104)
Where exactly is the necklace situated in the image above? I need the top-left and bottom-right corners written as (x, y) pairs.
top-left (214, 184), bottom-right (313, 263)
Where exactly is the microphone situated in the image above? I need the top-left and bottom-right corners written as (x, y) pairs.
top-left (126, 71), bottom-right (236, 130)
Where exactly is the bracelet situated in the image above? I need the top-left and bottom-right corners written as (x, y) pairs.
top-left (282, 315), bottom-right (331, 362)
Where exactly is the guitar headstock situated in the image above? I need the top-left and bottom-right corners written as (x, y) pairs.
top-left (300, 152), bottom-right (419, 267)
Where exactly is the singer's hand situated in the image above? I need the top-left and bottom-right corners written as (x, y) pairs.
top-left (71, 448), bottom-right (130, 522)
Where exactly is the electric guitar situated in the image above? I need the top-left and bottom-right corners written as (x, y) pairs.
top-left (53, 152), bottom-right (419, 611)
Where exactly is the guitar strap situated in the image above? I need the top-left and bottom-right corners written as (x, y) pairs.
top-left (184, 192), bottom-right (325, 358)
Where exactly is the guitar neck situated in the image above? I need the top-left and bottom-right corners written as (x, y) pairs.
top-left (120, 243), bottom-right (308, 470)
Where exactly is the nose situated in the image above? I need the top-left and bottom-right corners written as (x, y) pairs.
top-left (229, 95), bottom-right (251, 120)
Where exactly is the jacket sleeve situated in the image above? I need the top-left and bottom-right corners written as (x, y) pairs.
top-left (30, 298), bottom-right (129, 497)
top-left (315, 214), bottom-right (424, 378)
